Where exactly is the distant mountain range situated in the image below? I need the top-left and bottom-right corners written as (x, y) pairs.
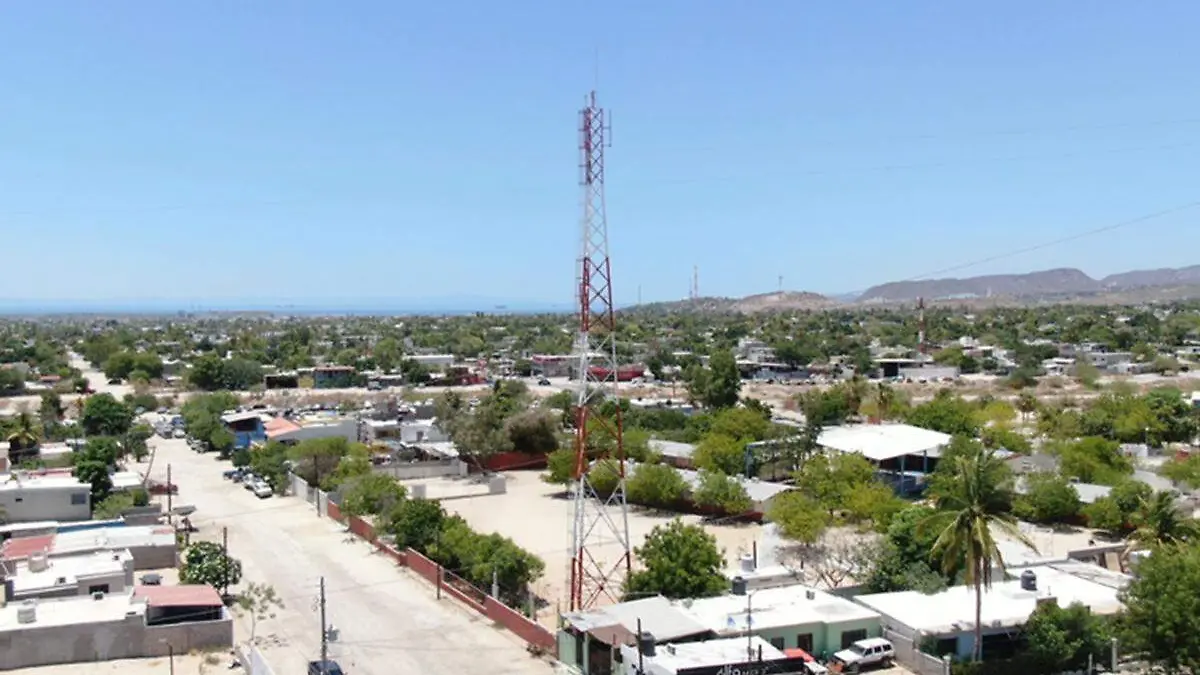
top-left (857, 264), bottom-right (1200, 303)
top-left (630, 264), bottom-right (1200, 313)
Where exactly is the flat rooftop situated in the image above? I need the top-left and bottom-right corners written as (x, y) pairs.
top-left (854, 564), bottom-right (1126, 635)
top-left (11, 550), bottom-right (132, 594)
top-left (631, 636), bottom-right (784, 674)
top-left (685, 585), bottom-right (880, 635)
top-left (0, 591), bottom-right (146, 631)
top-left (563, 595), bottom-right (711, 644)
top-left (51, 525), bottom-right (176, 556)
top-left (818, 423), bottom-right (951, 462)
top-left (0, 475), bottom-right (87, 491)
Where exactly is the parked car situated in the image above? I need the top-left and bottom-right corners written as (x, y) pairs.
top-left (252, 482), bottom-right (273, 499)
top-left (831, 638), bottom-right (895, 673)
top-left (222, 469), bottom-right (242, 480)
top-left (147, 480), bottom-right (178, 495)
top-left (308, 660), bottom-right (345, 675)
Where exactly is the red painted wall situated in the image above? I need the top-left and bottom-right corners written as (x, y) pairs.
top-left (479, 452), bottom-right (549, 471)
top-left (323, 494), bottom-right (552, 651)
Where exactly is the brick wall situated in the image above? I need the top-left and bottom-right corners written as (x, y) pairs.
top-left (347, 515), bottom-right (374, 540)
top-left (326, 499), bottom-right (343, 522)
top-left (484, 597), bottom-right (555, 651)
top-left (479, 452), bottom-right (548, 471)
top-left (322, 494), bottom-right (552, 651)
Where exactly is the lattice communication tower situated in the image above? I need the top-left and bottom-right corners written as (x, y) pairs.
top-left (569, 90), bottom-right (632, 612)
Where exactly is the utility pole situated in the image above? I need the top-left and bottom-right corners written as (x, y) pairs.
top-left (221, 527), bottom-right (230, 599)
top-left (319, 576), bottom-right (329, 674)
top-left (167, 644), bottom-right (175, 675)
top-left (166, 464), bottom-right (173, 527)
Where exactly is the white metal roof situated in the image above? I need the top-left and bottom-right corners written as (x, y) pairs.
top-left (563, 595), bottom-right (711, 642)
top-left (685, 585), bottom-right (880, 634)
top-left (648, 440), bottom-right (696, 460)
top-left (854, 565), bottom-right (1126, 635)
top-left (817, 423), bottom-right (951, 462)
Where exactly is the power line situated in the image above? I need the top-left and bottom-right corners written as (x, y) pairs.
top-left (899, 199), bottom-right (1200, 283)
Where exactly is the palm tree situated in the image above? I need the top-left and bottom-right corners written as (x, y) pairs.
top-left (922, 446), bottom-right (1033, 661)
top-left (6, 411), bottom-right (40, 465)
top-left (1128, 491), bottom-right (1197, 553)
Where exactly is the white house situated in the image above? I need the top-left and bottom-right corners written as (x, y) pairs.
top-left (0, 475), bottom-right (90, 523)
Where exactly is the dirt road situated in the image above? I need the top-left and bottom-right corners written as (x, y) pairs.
top-left (146, 436), bottom-right (554, 675)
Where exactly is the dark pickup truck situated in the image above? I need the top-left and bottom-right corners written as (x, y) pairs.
top-left (307, 661), bottom-right (345, 675)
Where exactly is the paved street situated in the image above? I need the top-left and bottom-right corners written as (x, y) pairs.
top-left (144, 435), bottom-right (554, 675)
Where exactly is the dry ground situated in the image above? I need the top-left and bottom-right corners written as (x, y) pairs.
top-left (9, 652), bottom-right (235, 675)
top-left (407, 470), bottom-right (763, 625)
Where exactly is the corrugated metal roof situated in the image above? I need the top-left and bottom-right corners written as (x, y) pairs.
top-left (563, 595), bottom-right (711, 642)
top-left (818, 423), bottom-right (951, 461)
top-left (1, 534), bottom-right (55, 560)
top-left (134, 584), bottom-right (223, 607)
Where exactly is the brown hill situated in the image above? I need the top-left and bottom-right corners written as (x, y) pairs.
top-left (631, 291), bottom-right (837, 314)
top-left (858, 264), bottom-right (1200, 303)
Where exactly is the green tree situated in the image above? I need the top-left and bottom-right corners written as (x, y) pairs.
top-left (626, 463), bottom-right (688, 509)
top-left (543, 447), bottom-right (578, 485)
top-left (586, 458), bottom-right (621, 496)
top-left (6, 411), bottom-right (40, 464)
top-left (1015, 472), bottom-right (1081, 524)
top-left (624, 519), bottom-right (727, 600)
top-left (768, 491), bottom-right (829, 545)
top-left (862, 505), bottom-right (951, 594)
top-left (1127, 490), bottom-right (1198, 552)
top-left (921, 446), bottom-right (1031, 661)
top-left (39, 391), bottom-right (64, 427)
top-left (385, 498), bottom-right (446, 552)
top-left (504, 409), bottom-right (560, 455)
top-left (340, 473), bottom-right (407, 518)
top-left (905, 391), bottom-right (981, 436)
top-left (250, 441), bottom-right (291, 493)
top-left (698, 349), bottom-right (741, 409)
top-left (1120, 543), bottom-right (1200, 673)
top-left (373, 337), bottom-right (403, 372)
top-left (234, 582), bottom-right (285, 645)
top-left (80, 393), bottom-right (134, 437)
top-left (693, 433), bottom-right (746, 475)
top-left (1024, 601), bottom-right (1113, 673)
top-left (691, 470), bottom-right (752, 515)
top-left (795, 452), bottom-right (877, 516)
top-left (1082, 479), bottom-right (1151, 533)
top-left (289, 437), bottom-right (359, 489)
top-left (92, 491), bottom-right (135, 519)
top-left (122, 423), bottom-right (154, 462)
top-left (180, 540), bottom-right (243, 589)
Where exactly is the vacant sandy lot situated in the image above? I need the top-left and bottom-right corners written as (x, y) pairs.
top-left (415, 470), bottom-right (763, 621)
top-left (9, 652), bottom-right (235, 675)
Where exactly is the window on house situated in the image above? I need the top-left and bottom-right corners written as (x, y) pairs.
top-left (70, 493), bottom-right (87, 505)
top-left (796, 634), bottom-right (814, 652)
top-left (14, 497), bottom-right (22, 503)
top-left (769, 637), bottom-right (785, 651)
top-left (841, 629), bottom-right (868, 649)
top-left (87, 584), bottom-right (110, 595)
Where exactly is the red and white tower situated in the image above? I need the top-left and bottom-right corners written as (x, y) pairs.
top-left (569, 90), bottom-right (632, 611)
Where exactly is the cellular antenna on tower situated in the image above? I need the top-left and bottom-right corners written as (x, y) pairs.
top-left (917, 296), bottom-right (927, 355)
top-left (569, 90), bottom-right (632, 611)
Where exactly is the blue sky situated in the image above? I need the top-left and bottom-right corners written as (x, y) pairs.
top-left (3, 2), bottom-right (1200, 308)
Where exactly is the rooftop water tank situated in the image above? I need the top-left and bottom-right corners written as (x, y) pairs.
top-left (17, 600), bottom-right (36, 624)
top-left (1020, 570), bottom-right (1037, 591)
